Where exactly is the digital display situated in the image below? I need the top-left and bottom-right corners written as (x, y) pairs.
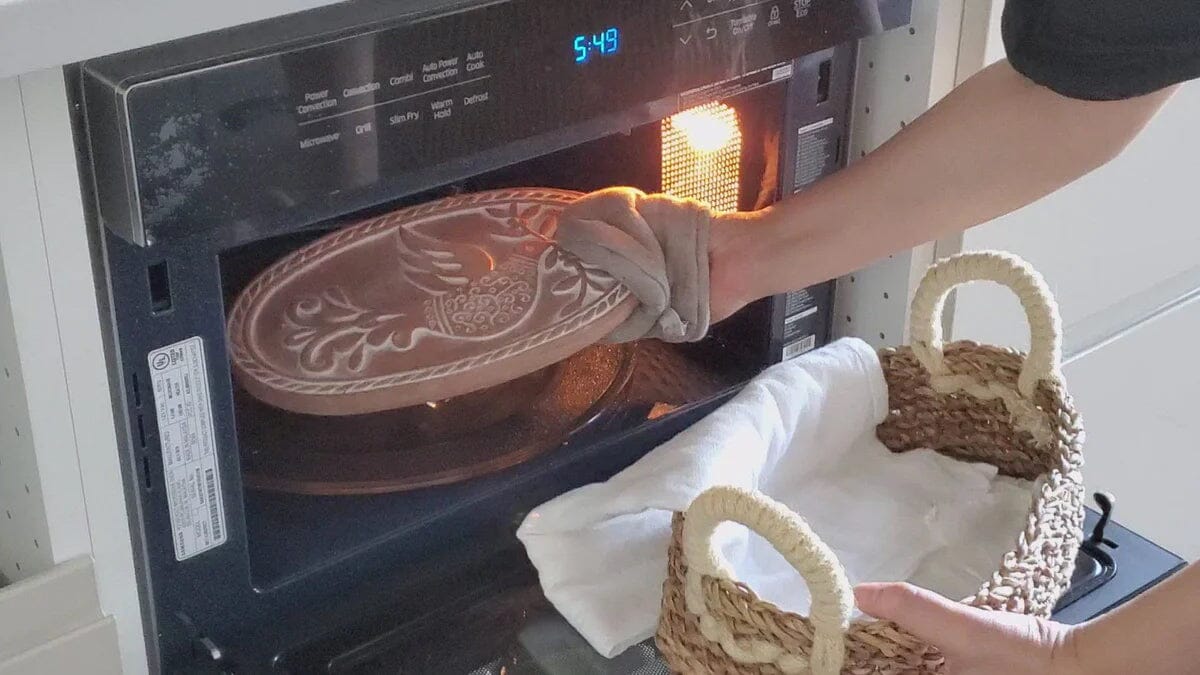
top-left (573, 27), bottom-right (620, 64)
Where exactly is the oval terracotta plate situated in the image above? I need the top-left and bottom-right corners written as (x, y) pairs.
top-left (227, 188), bottom-right (636, 416)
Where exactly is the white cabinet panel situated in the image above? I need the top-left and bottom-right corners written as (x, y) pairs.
top-left (0, 619), bottom-right (121, 675)
top-left (955, 0), bottom-right (1003, 82)
top-left (946, 8), bottom-right (1200, 563)
top-left (952, 81), bottom-right (1200, 357)
top-left (17, 68), bottom-right (149, 675)
top-left (835, 0), bottom-right (963, 348)
top-left (1063, 294), bottom-right (1200, 561)
top-left (0, 558), bottom-right (101, 662)
top-left (0, 75), bottom-right (82, 582)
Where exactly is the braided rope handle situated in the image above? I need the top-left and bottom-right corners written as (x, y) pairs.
top-left (909, 251), bottom-right (1064, 443)
top-left (682, 486), bottom-right (853, 675)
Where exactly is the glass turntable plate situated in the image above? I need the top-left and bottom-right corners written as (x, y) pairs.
top-left (239, 344), bottom-right (634, 495)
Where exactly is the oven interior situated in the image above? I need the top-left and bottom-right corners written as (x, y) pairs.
top-left (217, 83), bottom-right (796, 592)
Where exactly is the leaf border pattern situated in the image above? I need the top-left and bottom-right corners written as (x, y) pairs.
top-left (283, 287), bottom-right (414, 374)
top-left (227, 188), bottom-right (632, 396)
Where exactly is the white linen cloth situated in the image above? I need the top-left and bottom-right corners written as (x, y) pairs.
top-left (517, 338), bottom-right (1036, 658)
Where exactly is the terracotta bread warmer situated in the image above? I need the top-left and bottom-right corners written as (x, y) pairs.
top-left (227, 188), bottom-right (638, 417)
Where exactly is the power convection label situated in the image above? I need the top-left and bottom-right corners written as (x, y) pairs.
top-left (148, 337), bottom-right (228, 561)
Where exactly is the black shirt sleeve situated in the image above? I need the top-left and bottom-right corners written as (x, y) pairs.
top-left (1002, 0), bottom-right (1200, 100)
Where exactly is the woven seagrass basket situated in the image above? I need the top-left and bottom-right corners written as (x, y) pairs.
top-left (656, 252), bottom-right (1086, 674)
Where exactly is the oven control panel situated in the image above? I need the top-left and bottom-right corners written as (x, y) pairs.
top-left (82, 0), bottom-right (910, 246)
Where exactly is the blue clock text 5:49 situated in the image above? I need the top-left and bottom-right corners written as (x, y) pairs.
top-left (574, 27), bottom-right (620, 64)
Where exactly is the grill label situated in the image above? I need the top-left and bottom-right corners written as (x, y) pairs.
top-left (148, 336), bottom-right (228, 561)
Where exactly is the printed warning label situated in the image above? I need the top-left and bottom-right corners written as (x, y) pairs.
top-left (794, 117), bottom-right (838, 193)
top-left (148, 337), bottom-right (227, 561)
top-left (680, 61), bottom-right (792, 109)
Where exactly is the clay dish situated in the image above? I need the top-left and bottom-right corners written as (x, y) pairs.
top-left (227, 188), bottom-right (635, 415)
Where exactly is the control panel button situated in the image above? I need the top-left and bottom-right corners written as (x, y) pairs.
top-left (728, 10), bottom-right (758, 37)
top-left (298, 131), bottom-right (340, 150)
top-left (674, 0), bottom-right (787, 48)
top-left (343, 81), bottom-right (381, 98)
top-left (421, 56), bottom-right (461, 85)
top-left (430, 97), bottom-right (454, 120)
top-left (290, 41), bottom-right (494, 155)
top-left (466, 50), bottom-right (487, 73)
top-left (463, 91), bottom-right (490, 106)
top-left (389, 110), bottom-right (421, 127)
top-left (297, 89), bottom-right (337, 116)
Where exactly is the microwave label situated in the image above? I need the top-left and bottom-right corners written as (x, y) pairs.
top-left (679, 60), bottom-right (792, 109)
top-left (783, 335), bottom-right (817, 361)
top-left (793, 117), bottom-right (838, 193)
top-left (148, 337), bottom-right (228, 561)
top-left (784, 288), bottom-right (817, 316)
top-left (783, 305), bottom-right (819, 343)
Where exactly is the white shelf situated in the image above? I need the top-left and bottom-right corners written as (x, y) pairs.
top-left (1063, 293), bottom-right (1200, 561)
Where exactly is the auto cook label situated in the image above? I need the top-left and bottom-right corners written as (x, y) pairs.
top-left (148, 337), bottom-right (228, 560)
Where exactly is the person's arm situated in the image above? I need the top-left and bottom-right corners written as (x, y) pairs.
top-left (854, 560), bottom-right (1200, 675)
top-left (1071, 559), bottom-right (1200, 674)
top-left (708, 59), bottom-right (1176, 321)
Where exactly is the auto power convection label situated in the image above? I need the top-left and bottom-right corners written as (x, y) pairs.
top-left (148, 337), bottom-right (228, 561)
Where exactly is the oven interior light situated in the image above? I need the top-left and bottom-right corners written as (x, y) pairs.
top-left (670, 105), bottom-right (740, 153)
top-left (662, 102), bottom-right (742, 211)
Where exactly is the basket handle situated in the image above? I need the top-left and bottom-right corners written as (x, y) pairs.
top-left (909, 251), bottom-right (1063, 441)
top-left (682, 486), bottom-right (852, 675)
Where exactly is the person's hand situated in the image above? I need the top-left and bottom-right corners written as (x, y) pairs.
top-left (854, 583), bottom-right (1084, 675)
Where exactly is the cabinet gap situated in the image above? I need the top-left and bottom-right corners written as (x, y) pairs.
top-left (816, 59), bottom-right (832, 103)
top-left (142, 456), bottom-right (154, 491)
top-left (147, 262), bottom-right (173, 314)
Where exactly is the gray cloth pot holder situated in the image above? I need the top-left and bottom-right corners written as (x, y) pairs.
top-left (555, 187), bottom-right (713, 344)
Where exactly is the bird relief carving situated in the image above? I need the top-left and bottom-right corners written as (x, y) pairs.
top-left (280, 200), bottom-right (618, 376)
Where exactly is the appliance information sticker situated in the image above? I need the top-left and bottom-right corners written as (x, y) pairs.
top-left (783, 335), bottom-right (817, 361)
top-left (680, 61), bottom-right (792, 109)
top-left (793, 117), bottom-right (838, 193)
top-left (147, 337), bottom-right (228, 561)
